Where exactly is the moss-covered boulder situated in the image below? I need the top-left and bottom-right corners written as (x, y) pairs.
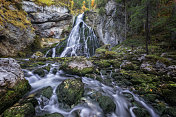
top-left (3, 103), bottom-right (35, 117)
top-left (38, 86), bottom-right (53, 99)
top-left (0, 58), bottom-right (31, 114)
top-left (97, 95), bottom-right (116, 114)
top-left (56, 79), bottom-right (84, 106)
top-left (33, 68), bottom-right (46, 77)
top-left (60, 57), bottom-right (94, 76)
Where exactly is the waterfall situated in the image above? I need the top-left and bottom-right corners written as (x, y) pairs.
top-left (60, 13), bottom-right (99, 57)
top-left (45, 13), bottom-right (99, 58)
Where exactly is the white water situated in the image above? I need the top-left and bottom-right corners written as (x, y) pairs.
top-left (23, 63), bottom-right (159, 117)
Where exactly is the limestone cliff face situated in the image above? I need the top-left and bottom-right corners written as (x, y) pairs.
top-left (22, 0), bottom-right (72, 39)
top-left (0, 0), bottom-right (35, 57)
top-left (85, 0), bottom-right (126, 47)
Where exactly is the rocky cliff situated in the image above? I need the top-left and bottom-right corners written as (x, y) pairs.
top-left (22, 0), bottom-right (72, 39)
top-left (0, 0), bottom-right (35, 57)
top-left (85, 0), bottom-right (125, 47)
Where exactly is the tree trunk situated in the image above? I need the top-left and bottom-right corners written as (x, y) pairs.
top-left (146, 3), bottom-right (149, 55)
top-left (124, 0), bottom-right (127, 40)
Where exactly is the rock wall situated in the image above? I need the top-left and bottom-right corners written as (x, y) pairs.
top-left (85, 0), bottom-right (125, 47)
top-left (22, 1), bottom-right (72, 39)
top-left (0, 0), bottom-right (35, 57)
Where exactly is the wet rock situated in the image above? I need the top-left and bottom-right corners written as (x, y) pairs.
top-left (33, 68), bottom-right (46, 77)
top-left (60, 57), bottom-right (94, 76)
top-left (97, 95), bottom-right (116, 114)
top-left (0, 58), bottom-right (31, 113)
top-left (56, 79), bottom-right (84, 106)
top-left (52, 68), bottom-right (57, 75)
top-left (3, 103), bottom-right (35, 117)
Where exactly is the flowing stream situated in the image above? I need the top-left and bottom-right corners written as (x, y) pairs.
top-left (23, 63), bottom-right (159, 117)
top-left (45, 13), bottom-right (99, 58)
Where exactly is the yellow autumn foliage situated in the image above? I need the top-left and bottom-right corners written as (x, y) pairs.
top-left (0, 0), bottom-right (33, 30)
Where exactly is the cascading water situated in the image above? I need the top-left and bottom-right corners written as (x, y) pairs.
top-left (45, 13), bottom-right (99, 58)
top-left (23, 62), bottom-right (159, 117)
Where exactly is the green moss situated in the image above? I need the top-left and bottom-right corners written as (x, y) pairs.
top-left (33, 68), bottom-right (45, 77)
top-left (0, 0), bottom-right (33, 30)
top-left (42, 64), bottom-right (51, 72)
top-left (97, 96), bottom-right (116, 114)
top-left (56, 79), bottom-right (84, 106)
top-left (0, 80), bottom-right (31, 114)
top-left (146, 55), bottom-right (170, 65)
top-left (40, 86), bottom-right (53, 99)
top-left (105, 51), bottom-right (117, 59)
top-left (161, 83), bottom-right (176, 106)
top-left (94, 60), bottom-right (111, 68)
top-left (3, 103), bottom-right (35, 117)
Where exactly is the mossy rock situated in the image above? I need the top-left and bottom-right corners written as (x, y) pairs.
top-left (19, 94), bottom-right (38, 107)
top-left (3, 103), bottom-right (35, 117)
top-left (52, 68), bottom-right (57, 75)
top-left (39, 113), bottom-right (64, 117)
top-left (42, 64), bottom-right (51, 72)
top-left (133, 107), bottom-right (150, 117)
top-left (56, 79), bottom-right (84, 106)
top-left (39, 86), bottom-right (53, 99)
top-left (161, 84), bottom-right (176, 106)
top-left (0, 80), bottom-right (31, 114)
top-left (33, 68), bottom-right (45, 77)
top-left (60, 57), bottom-right (94, 76)
top-left (97, 96), bottom-right (116, 114)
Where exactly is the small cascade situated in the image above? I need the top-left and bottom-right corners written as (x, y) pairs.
top-left (23, 62), bottom-right (159, 117)
top-left (45, 13), bottom-right (99, 58)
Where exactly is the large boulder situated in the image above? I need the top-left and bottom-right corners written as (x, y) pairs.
top-left (0, 0), bottom-right (35, 57)
top-left (0, 58), bottom-right (31, 114)
top-left (56, 79), bottom-right (84, 106)
top-left (22, 1), bottom-right (72, 39)
top-left (60, 57), bottom-right (94, 76)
